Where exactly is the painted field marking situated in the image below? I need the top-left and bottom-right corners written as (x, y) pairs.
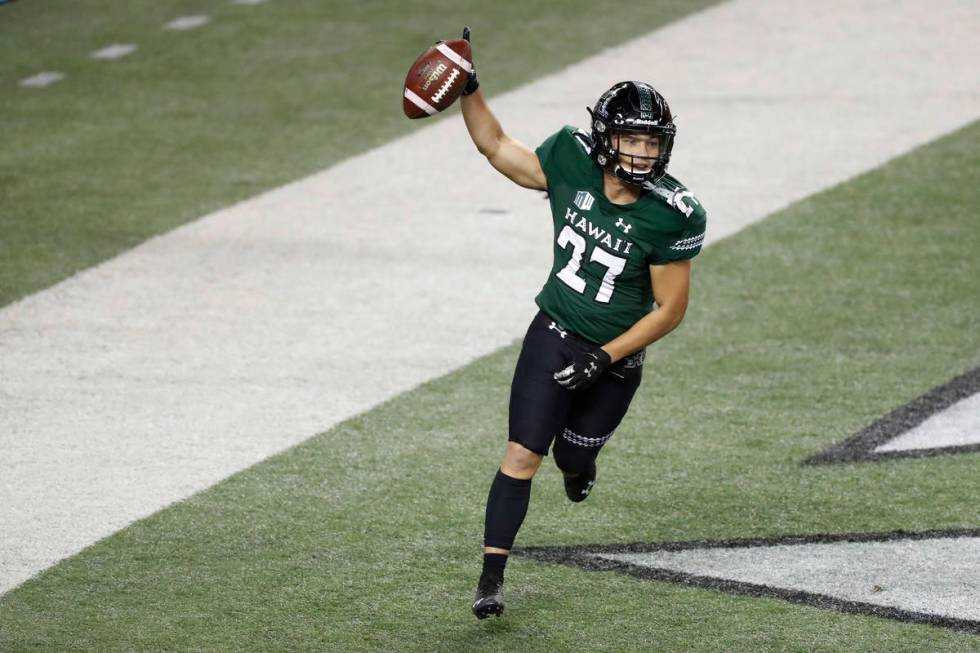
top-left (91, 44), bottom-right (138, 60)
top-left (1, 0), bottom-right (979, 596)
top-left (806, 366), bottom-right (980, 464)
top-left (165, 15), bottom-right (210, 31)
top-left (521, 529), bottom-right (980, 633)
top-left (602, 538), bottom-right (980, 626)
top-left (606, 539), bottom-right (980, 623)
top-left (18, 72), bottom-right (64, 88)
top-left (876, 392), bottom-right (980, 452)
top-left (231, 0), bottom-right (266, 5)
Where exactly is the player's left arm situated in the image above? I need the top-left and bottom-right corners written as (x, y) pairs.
top-left (600, 259), bottom-right (691, 363)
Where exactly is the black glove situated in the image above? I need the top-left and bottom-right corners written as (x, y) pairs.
top-left (553, 346), bottom-right (612, 391)
top-left (461, 26), bottom-right (479, 96)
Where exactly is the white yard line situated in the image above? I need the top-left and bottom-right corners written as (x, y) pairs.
top-left (1, 0), bottom-right (978, 596)
top-left (164, 15), bottom-right (209, 31)
top-left (91, 44), bottom-right (138, 60)
top-left (18, 71), bottom-right (64, 88)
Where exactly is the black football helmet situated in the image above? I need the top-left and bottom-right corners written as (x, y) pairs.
top-left (588, 81), bottom-right (675, 186)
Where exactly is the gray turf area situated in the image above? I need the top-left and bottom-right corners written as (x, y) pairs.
top-left (600, 536), bottom-right (980, 621)
top-left (2, 0), bottom-right (980, 595)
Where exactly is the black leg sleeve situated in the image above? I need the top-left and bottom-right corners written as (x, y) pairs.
top-left (483, 468), bottom-right (533, 550)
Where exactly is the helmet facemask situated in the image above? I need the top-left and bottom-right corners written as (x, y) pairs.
top-left (588, 81), bottom-right (676, 186)
top-left (612, 128), bottom-right (673, 183)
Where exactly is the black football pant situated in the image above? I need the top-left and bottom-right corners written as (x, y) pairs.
top-left (483, 312), bottom-right (644, 550)
top-left (509, 311), bottom-right (643, 470)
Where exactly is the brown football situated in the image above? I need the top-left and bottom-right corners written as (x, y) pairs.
top-left (403, 38), bottom-right (473, 119)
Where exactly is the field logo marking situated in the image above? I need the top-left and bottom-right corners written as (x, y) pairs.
top-left (805, 365), bottom-right (980, 465)
top-left (519, 529), bottom-right (980, 634)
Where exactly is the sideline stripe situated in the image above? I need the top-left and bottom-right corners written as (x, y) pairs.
top-left (1, 0), bottom-right (979, 596)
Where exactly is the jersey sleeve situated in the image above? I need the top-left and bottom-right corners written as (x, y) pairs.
top-left (535, 126), bottom-right (594, 189)
top-left (647, 193), bottom-right (707, 264)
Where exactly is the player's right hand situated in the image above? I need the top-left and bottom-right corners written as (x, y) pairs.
top-left (461, 26), bottom-right (479, 95)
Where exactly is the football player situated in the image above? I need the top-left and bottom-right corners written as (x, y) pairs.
top-left (457, 28), bottom-right (707, 619)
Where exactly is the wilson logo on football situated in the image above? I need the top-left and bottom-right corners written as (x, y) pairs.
top-left (403, 38), bottom-right (473, 119)
top-left (420, 63), bottom-right (447, 91)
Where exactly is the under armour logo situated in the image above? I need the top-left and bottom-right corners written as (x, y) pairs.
top-left (615, 218), bottom-right (632, 233)
top-left (548, 321), bottom-right (567, 339)
top-left (584, 362), bottom-right (598, 377)
top-left (582, 480), bottom-right (594, 496)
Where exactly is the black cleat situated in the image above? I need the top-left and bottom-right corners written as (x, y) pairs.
top-left (472, 574), bottom-right (504, 619)
top-left (563, 460), bottom-right (596, 503)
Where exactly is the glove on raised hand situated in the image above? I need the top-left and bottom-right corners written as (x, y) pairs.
top-left (461, 26), bottom-right (479, 95)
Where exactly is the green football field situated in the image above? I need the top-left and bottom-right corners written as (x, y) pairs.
top-left (0, 0), bottom-right (714, 307)
top-left (2, 1), bottom-right (979, 651)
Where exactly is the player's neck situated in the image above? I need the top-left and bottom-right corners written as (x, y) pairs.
top-left (602, 172), bottom-right (643, 206)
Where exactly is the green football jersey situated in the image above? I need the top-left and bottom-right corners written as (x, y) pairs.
top-left (533, 126), bottom-right (707, 344)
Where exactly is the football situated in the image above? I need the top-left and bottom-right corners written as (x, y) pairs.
top-left (402, 38), bottom-right (473, 119)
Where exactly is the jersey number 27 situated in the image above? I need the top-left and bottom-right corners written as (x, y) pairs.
top-left (555, 225), bottom-right (626, 304)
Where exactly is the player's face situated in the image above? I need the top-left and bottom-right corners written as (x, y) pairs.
top-left (614, 131), bottom-right (660, 174)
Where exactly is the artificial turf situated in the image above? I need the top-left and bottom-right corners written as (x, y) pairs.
top-left (0, 0), bottom-right (718, 308)
top-left (1, 116), bottom-right (977, 651)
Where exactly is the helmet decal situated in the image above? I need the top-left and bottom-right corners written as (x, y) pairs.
top-left (637, 85), bottom-right (653, 121)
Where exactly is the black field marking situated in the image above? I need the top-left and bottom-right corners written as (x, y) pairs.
top-left (517, 528), bottom-right (980, 635)
top-left (805, 365), bottom-right (980, 465)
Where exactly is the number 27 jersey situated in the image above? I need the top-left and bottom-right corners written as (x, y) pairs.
top-left (533, 126), bottom-right (707, 344)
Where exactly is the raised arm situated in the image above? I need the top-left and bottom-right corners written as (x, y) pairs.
top-left (458, 31), bottom-right (546, 190)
